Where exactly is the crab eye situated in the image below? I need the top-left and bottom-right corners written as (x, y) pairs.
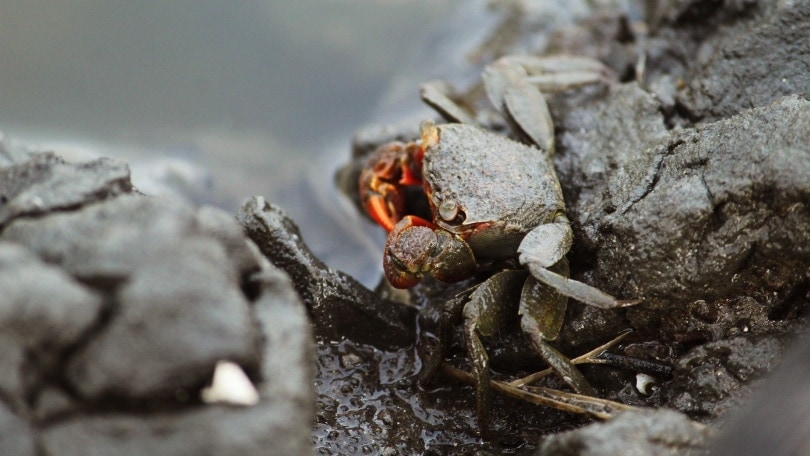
top-left (438, 200), bottom-right (465, 224)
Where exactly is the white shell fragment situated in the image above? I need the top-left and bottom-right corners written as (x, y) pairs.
top-left (201, 360), bottom-right (260, 406)
top-left (635, 373), bottom-right (658, 396)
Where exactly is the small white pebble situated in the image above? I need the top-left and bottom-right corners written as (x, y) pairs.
top-left (635, 373), bottom-right (657, 395)
top-left (201, 361), bottom-right (260, 406)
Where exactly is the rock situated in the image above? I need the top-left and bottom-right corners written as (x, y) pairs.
top-left (0, 150), bottom-right (315, 454)
top-left (558, 94), bottom-right (810, 306)
top-left (0, 152), bottom-right (131, 228)
top-left (40, 260), bottom-right (316, 456)
top-left (536, 408), bottom-right (710, 456)
top-left (0, 242), bottom-right (102, 414)
top-left (250, 260), bottom-right (316, 430)
top-left (674, 1), bottom-right (810, 122)
top-left (670, 336), bottom-right (783, 419)
top-left (0, 135), bottom-right (37, 167)
top-left (709, 331), bottom-right (810, 456)
top-left (239, 196), bottom-right (417, 348)
top-left (0, 403), bottom-right (37, 456)
top-left (2, 194), bottom-right (257, 284)
top-left (64, 236), bottom-right (260, 401)
top-left (40, 402), bottom-right (310, 456)
top-left (1, 194), bottom-right (262, 401)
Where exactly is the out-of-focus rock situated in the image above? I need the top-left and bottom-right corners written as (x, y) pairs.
top-left (709, 331), bottom-right (810, 456)
top-left (0, 403), bottom-right (37, 456)
top-left (671, 1), bottom-right (810, 122)
top-left (40, 402), bottom-right (309, 456)
top-left (670, 335), bottom-right (783, 419)
top-left (0, 149), bottom-right (316, 455)
top-left (0, 243), bottom-right (103, 414)
top-left (0, 152), bottom-right (131, 228)
top-left (536, 408), bottom-right (710, 456)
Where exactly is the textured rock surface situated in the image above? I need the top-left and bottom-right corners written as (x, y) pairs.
top-left (537, 409), bottom-right (710, 456)
top-left (0, 244), bottom-right (103, 413)
top-left (240, 196), bottom-right (416, 349)
top-left (330, 0), bottom-right (809, 454)
top-left (1, 0), bottom-right (808, 455)
top-left (557, 93), bottom-right (810, 305)
top-left (0, 150), bottom-right (315, 455)
top-left (0, 152), bottom-right (131, 228)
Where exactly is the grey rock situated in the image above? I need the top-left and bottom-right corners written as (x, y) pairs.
top-left (239, 196), bottom-right (417, 348)
top-left (0, 242), bottom-right (102, 414)
top-left (0, 148), bottom-right (315, 454)
top-left (537, 408), bottom-right (710, 456)
top-left (0, 152), bottom-right (131, 228)
top-left (196, 205), bottom-right (262, 276)
top-left (65, 236), bottom-right (260, 400)
top-left (41, 258), bottom-right (315, 455)
top-left (3, 194), bottom-right (263, 400)
top-left (250, 258), bottom-right (316, 436)
top-left (710, 331), bottom-right (810, 456)
top-left (3, 194), bottom-right (249, 284)
top-left (676, 1), bottom-right (810, 122)
top-left (40, 402), bottom-right (309, 456)
top-left (0, 134), bottom-right (37, 167)
top-left (558, 94), bottom-right (810, 305)
top-left (670, 336), bottom-right (783, 419)
top-left (0, 403), bottom-right (37, 456)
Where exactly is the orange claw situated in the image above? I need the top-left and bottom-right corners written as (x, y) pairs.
top-left (364, 192), bottom-right (400, 232)
top-left (358, 141), bottom-right (424, 232)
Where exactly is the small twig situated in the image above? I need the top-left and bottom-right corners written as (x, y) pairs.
top-left (510, 331), bottom-right (631, 388)
top-left (441, 364), bottom-right (643, 419)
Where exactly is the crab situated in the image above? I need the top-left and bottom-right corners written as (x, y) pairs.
top-left (358, 55), bottom-right (638, 433)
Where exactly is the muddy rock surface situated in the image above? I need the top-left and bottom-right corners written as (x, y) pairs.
top-left (328, 0), bottom-right (808, 454)
top-left (0, 145), bottom-right (314, 455)
top-left (0, 1), bottom-right (808, 455)
top-left (239, 197), bottom-right (416, 349)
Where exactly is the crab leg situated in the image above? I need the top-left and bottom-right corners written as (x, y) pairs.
top-left (461, 270), bottom-right (525, 435)
top-left (483, 59), bottom-right (555, 153)
top-left (519, 214), bottom-right (640, 309)
top-left (419, 288), bottom-right (473, 386)
top-left (519, 257), bottom-right (598, 396)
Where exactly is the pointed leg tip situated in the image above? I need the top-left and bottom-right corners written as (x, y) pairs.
top-left (617, 298), bottom-right (643, 308)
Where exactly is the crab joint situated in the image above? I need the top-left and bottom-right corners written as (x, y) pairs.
top-left (383, 217), bottom-right (477, 288)
top-left (430, 230), bottom-right (476, 283)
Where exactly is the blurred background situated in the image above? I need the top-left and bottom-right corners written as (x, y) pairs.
top-left (0, 0), bottom-right (488, 285)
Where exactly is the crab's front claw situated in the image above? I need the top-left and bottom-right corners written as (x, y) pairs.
top-left (383, 219), bottom-right (432, 288)
top-left (359, 141), bottom-right (424, 232)
top-left (430, 230), bottom-right (477, 283)
top-left (383, 216), bottom-right (476, 288)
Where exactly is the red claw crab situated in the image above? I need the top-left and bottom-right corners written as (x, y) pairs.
top-left (358, 55), bottom-right (638, 433)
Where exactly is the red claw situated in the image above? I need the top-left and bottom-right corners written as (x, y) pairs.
top-left (358, 141), bottom-right (424, 232)
top-left (358, 132), bottom-right (477, 289)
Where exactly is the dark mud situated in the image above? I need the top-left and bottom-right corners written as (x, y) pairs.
top-left (0, 1), bottom-right (808, 455)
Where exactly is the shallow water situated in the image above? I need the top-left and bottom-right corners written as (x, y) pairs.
top-left (0, 0), bottom-right (473, 284)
